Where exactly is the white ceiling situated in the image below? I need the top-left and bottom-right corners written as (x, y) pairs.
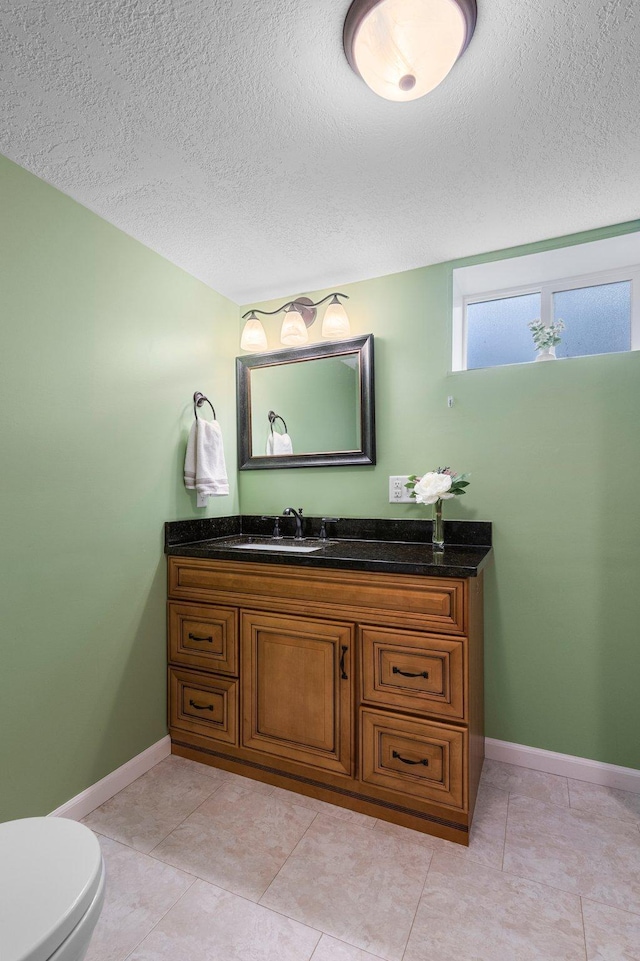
top-left (1, 1), bottom-right (638, 304)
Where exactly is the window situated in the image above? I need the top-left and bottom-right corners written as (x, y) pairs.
top-left (452, 234), bottom-right (640, 371)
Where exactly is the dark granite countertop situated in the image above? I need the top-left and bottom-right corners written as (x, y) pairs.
top-left (165, 516), bottom-right (492, 578)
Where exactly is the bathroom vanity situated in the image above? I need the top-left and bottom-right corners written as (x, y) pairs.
top-left (165, 516), bottom-right (491, 845)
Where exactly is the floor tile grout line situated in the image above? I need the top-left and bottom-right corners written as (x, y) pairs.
top-left (91, 827), bottom-right (205, 886)
top-left (141, 802), bottom-right (322, 908)
top-left (256, 812), bottom-right (431, 959)
top-left (565, 773), bottom-right (640, 824)
top-left (143, 825), bottom-right (317, 906)
top-left (257, 812), bottom-right (321, 905)
top-left (498, 862), bottom-right (640, 919)
top-left (482, 763), bottom-right (572, 809)
top-left (144, 776), bottom-right (230, 856)
top-left (566, 805), bottom-right (640, 827)
top-left (578, 897), bottom-right (588, 961)
top-left (481, 762), bottom-right (640, 823)
top-left (120, 877), bottom-right (198, 961)
top-left (486, 765), bottom-right (640, 825)
top-left (507, 790), bottom-right (640, 833)
top-left (313, 934), bottom-right (389, 961)
top-left (304, 929), bottom-right (325, 961)
top-left (500, 792), bottom-right (510, 872)
top-left (399, 848), bottom-right (435, 961)
top-left (107, 847), bottom-right (331, 944)
top-left (83, 762), bottom-right (230, 854)
top-left (580, 893), bottom-right (640, 920)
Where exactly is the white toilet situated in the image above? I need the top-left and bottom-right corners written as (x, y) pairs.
top-left (0, 817), bottom-right (106, 961)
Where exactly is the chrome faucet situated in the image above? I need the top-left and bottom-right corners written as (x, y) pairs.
top-left (283, 506), bottom-right (304, 540)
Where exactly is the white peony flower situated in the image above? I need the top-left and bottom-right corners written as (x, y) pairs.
top-left (413, 471), bottom-right (455, 505)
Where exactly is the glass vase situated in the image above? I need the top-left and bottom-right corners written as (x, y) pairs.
top-left (432, 499), bottom-right (444, 551)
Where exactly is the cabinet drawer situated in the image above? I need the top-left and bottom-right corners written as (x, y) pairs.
top-left (168, 558), bottom-right (465, 632)
top-left (360, 708), bottom-right (465, 810)
top-left (169, 668), bottom-right (238, 745)
top-left (168, 602), bottom-right (237, 675)
top-left (361, 627), bottom-right (465, 720)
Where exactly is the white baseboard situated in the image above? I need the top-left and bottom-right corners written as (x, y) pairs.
top-left (49, 736), bottom-right (172, 820)
top-left (47, 734), bottom-right (639, 819)
top-left (485, 737), bottom-right (640, 794)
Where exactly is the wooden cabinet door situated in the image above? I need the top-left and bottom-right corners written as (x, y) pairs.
top-left (242, 611), bottom-right (354, 776)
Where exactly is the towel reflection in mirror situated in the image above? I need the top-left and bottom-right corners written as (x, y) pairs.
top-left (266, 410), bottom-right (294, 456)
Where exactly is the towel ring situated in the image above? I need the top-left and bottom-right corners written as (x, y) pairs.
top-left (268, 410), bottom-right (287, 434)
top-left (194, 391), bottom-right (216, 420)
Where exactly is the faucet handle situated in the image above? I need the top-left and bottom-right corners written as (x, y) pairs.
top-left (261, 515), bottom-right (282, 539)
top-left (319, 517), bottom-right (339, 541)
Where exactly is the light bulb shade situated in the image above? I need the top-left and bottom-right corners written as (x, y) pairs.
top-left (321, 300), bottom-right (352, 339)
top-left (344, 0), bottom-right (476, 102)
top-left (280, 306), bottom-right (309, 346)
top-left (240, 314), bottom-right (268, 351)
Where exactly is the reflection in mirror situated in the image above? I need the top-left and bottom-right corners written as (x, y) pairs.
top-left (236, 335), bottom-right (375, 470)
top-left (254, 355), bottom-right (361, 456)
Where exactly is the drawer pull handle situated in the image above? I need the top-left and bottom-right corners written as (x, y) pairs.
top-left (339, 645), bottom-right (348, 680)
top-left (393, 667), bottom-right (429, 679)
top-left (189, 699), bottom-right (213, 711)
top-left (392, 750), bottom-right (429, 767)
top-left (188, 633), bottom-right (213, 643)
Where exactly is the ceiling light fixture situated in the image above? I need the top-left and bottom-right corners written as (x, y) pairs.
top-left (240, 294), bottom-right (351, 351)
top-left (343, 0), bottom-right (477, 102)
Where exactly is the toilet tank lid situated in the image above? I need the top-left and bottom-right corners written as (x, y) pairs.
top-left (0, 817), bottom-right (104, 961)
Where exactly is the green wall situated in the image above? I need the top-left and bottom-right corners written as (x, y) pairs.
top-left (241, 220), bottom-right (640, 771)
top-left (2, 150), bottom-right (638, 825)
top-left (0, 156), bottom-right (239, 821)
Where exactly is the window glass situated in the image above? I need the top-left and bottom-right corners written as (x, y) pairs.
top-left (553, 281), bottom-right (631, 358)
top-left (466, 293), bottom-right (541, 369)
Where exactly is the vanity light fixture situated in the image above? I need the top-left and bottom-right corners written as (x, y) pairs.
top-left (321, 295), bottom-right (351, 339)
top-left (239, 311), bottom-right (268, 352)
top-left (343, 0), bottom-right (477, 102)
top-left (280, 303), bottom-right (309, 346)
top-left (239, 293), bottom-right (351, 350)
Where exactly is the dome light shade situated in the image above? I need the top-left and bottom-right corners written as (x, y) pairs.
top-left (240, 312), bottom-right (268, 351)
top-left (280, 305), bottom-right (309, 346)
top-left (344, 0), bottom-right (477, 102)
top-left (321, 297), bottom-right (352, 339)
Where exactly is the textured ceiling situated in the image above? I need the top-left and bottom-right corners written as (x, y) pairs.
top-left (1, 1), bottom-right (639, 303)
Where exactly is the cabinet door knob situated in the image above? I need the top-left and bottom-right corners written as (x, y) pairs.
top-left (392, 750), bottom-right (429, 767)
top-left (392, 666), bottom-right (429, 679)
top-left (189, 699), bottom-right (213, 711)
top-left (339, 645), bottom-right (348, 680)
top-left (188, 633), bottom-right (213, 643)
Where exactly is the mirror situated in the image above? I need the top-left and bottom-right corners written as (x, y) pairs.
top-left (236, 335), bottom-right (375, 469)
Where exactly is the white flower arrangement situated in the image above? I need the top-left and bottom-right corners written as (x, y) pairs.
top-left (405, 468), bottom-right (470, 506)
top-left (528, 318), bottom-right (565, 351)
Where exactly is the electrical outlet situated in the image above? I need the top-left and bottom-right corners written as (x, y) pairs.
top-left (389, 475), bottom-right (413, 503)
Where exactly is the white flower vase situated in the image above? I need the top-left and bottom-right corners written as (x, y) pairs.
top-left (535, 346), bottom-right (556, 362)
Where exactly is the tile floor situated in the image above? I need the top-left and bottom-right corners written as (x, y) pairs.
top-left (81, 754), bottom-right (640, 961)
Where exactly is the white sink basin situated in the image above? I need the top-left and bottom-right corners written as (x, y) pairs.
top-left (230, 541), bottom-right (324, 554)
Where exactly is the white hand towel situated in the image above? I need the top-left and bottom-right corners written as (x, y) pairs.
top-left (184, 419), bottom-right (229, 507)
top-left (266, 432), bottom-right (293, 456)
